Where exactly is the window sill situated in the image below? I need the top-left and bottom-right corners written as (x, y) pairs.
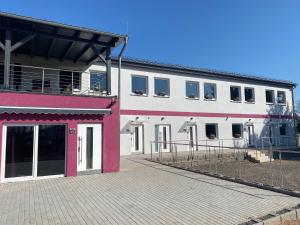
top-left (245, 101), bottom-right (255, 104)
top-left (154, 95), bottom-right (170, 98)
top-left (204, 98), bottom-right (216, 101)
top-left (232, 137), bottom-right (243, 139)
top-left (278, 103), bottom-right (286, 106)
top-left (266, 102), bottom-right (275, 105)
top-left (130, 93), bottom-right (148, 97)
top-left (230, 100), bottom-right (242, 103)
top-left (186, 97), bottom-right (199, 100)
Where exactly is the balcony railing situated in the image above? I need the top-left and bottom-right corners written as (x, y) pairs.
top-left (0, 64), bottom-right (108, 97)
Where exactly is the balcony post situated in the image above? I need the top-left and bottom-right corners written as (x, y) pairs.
top-left (106, 47), bottom-right (111, 96)
top-left (4, 30), bottom-right (11, 89)
top-left (41, 68), bottom-right (45, 93)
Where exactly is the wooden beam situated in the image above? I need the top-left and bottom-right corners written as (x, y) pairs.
top-left (73, 44), bottom-right (90, 63)
top-left (0, 41), bottom-right (4, 51)
top-left (4, 30), bottom-right (11, 88)
top-left (11, 34), bottom-right (36, 52)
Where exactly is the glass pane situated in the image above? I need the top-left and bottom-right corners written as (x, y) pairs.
top-left (132, 76), bottom-right (147, 94)
top-left (5, 126), bottom-right (34, 178)
top-left (232, 124), bottom-right (242, 138)
top-left (86, 127), bottom-right (93, 169)
top-left (155, 79), bottom-right (169, 96)
top-left (37, 125), bottom-right (65, 176)
top-left (266, 90), bottom-right (274, 103)
top-left (90, 73), bottom-right (106, 92)
top-left (186, 81), bottom-right (199, 98)
top-left (231, 87), bottom-right (241, 101)
top-left (206, 124), bottom-right (217, 139)
top-left (135, 127), bottom-right (139, 151)
top-left (204, 83), bottom-right (216, 99)
top-left (245, 88), bottom-right (254, 102)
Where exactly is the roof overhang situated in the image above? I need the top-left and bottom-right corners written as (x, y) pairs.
top-left (0, 12), bottom-right (127, 65)
top-left (0, 106), bottom-right (111, 115)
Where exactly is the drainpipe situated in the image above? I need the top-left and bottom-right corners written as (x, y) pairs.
top-left (118, 36), bottom-right (128, 108)
top-left (291, 86), bottom-right (297, 145)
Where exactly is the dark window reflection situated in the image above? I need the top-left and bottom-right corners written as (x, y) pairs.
top-left (37, 125), bottom-right (66, 176)
top-left (5, 126), bottom-right (34, 178)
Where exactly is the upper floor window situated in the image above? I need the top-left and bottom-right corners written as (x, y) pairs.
top-left (244, 87), bottom-right (255, 103)
top-left (265, 90), bottom-right (274, 104)
top-left (90, 72), bottom-right (106, 92)
top-left (204, 83), bottom-right (217, 100)
top-left (154, 78), bottom-right (170, 97)
top-left (131, 75), bottom-right (148, 95)
top-left (186, 81), bottom-right (199, 99)
top-left (277, 91), bottom-right (286, 104)
top-left (232, 124), bottom-right (243, 138)
top-left (230, 86), bottom-right (241, 102)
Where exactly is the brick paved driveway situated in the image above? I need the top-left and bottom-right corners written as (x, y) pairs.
top-left (0, 156), bottom-right (299, 225)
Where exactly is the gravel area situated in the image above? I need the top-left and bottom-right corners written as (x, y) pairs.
top-left (164, 159), bottom-right (300, 191)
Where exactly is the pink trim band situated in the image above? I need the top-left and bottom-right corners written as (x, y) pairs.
top-left (120, 109), bottom-right (293, 119)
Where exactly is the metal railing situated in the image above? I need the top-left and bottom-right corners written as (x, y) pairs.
top-left (149, 137), bottom-right (300, 192)
top-left (0, 63), bottom-right (108, 97)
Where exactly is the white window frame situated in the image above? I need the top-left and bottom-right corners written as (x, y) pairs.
top-left (244, 87), bottom-right (255, 103)
top-left (230, 86), bottom-right (242, 102)
top-left (131, 75), bottom-right (148, 96)
top-left (204, 83), bottom-right (217, 101)
top-left (186, 81), bottom-right (199, 99)
top-left (154, 78), bottom-right (170, 98)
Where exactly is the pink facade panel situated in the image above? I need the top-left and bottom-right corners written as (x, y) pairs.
top-left (0, 92), bottom-right (120, 177)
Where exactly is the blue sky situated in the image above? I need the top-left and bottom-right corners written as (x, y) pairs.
top-left (1, 0), bottom-right (300, 100)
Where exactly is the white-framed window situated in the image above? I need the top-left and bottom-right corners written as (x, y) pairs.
top-left (131, 75), bottom-right (148, 96)
top-left (277, 91), bottom-right (286, 104)
top-left (244, 87), bottom-right (255, 103)
top-left (186, 81), bottom-right (199, 99)
top-left (154, 78), bottom-right (170, 97)
top-left (90, 71), bottom-right (106, 92)
top-left (204, 83), bottom-right (217, 100)
top-left (205, 124), bottom-right (218, 139)
top-left (265, 90), bottom-right (275, 104)
top-left (230, 86), bottom-right (241, 102)
top-left (232, 124), bottom-right (243, 138)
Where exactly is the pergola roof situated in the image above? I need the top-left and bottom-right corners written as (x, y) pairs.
top-left (0, 12), bottom-right (127, 64)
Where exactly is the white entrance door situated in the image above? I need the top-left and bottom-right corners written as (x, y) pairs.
top-left (77, 124), bottom-right (102, 172)
top-left (131, 125), bottom-right (143, 153)
top-left (155, 125), bottom-right (171, 152)
top-left (187, 125), bottom-right (197, 151)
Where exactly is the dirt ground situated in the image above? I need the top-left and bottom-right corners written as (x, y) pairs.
top-left (281, 220), bottom-right (300, 225)
top-left (166, 159), bottom-right (300, 191)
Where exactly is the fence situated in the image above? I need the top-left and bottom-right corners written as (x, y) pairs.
top-left (149, 137), bottom-right (300, 192)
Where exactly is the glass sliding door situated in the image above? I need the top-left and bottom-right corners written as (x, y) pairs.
top-left (5, 126), bottom-right (34, 178)
top-left (37, 125), bottom-right (66, 176)
top-left (2, 124), bottom-right (66, 181)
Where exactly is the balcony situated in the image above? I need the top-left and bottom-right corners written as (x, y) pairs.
top-left (0, 63), bottom-right (109, 97)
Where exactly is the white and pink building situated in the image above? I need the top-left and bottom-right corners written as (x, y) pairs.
top-left (0, 12), bottom-right (297, 182)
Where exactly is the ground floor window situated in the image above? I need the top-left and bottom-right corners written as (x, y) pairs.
top-left (206, 124), bottom-right (218, 139)
top-left (279, 124), bottom-right (287, 136)
top-left (232, 124), bottom-right (243, 138)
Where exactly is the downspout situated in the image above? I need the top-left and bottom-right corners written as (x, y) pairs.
top-left (118, 36), bottom-right (128, 108)
top-left (291, 86), bottom-right (297, 145)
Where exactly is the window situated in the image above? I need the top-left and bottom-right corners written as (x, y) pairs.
top-left (277, 91), bottom-right (286, 104)
top-left (230, 86), bottom-right (241, 102)
top-left (90, 72), bottom-right (106, 92)
top-left (186, 81), bottom-right (199, 99)
top-left (244, 87), bottom-right (255, 103)
top-left (265, 90), bottom-right (274, 104)
top-left (232, 124), bottom-right (243, 138)
top-left (280, 124), bottom-right (287, 136)
top-left (131, 75), bottom-right (148, 95)
top-left (204, 83), bottom-right (216, 100)
top-left (205, 124), bottom-right (218, 139)
top-left (154, 78), bottom-right (170, 97)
